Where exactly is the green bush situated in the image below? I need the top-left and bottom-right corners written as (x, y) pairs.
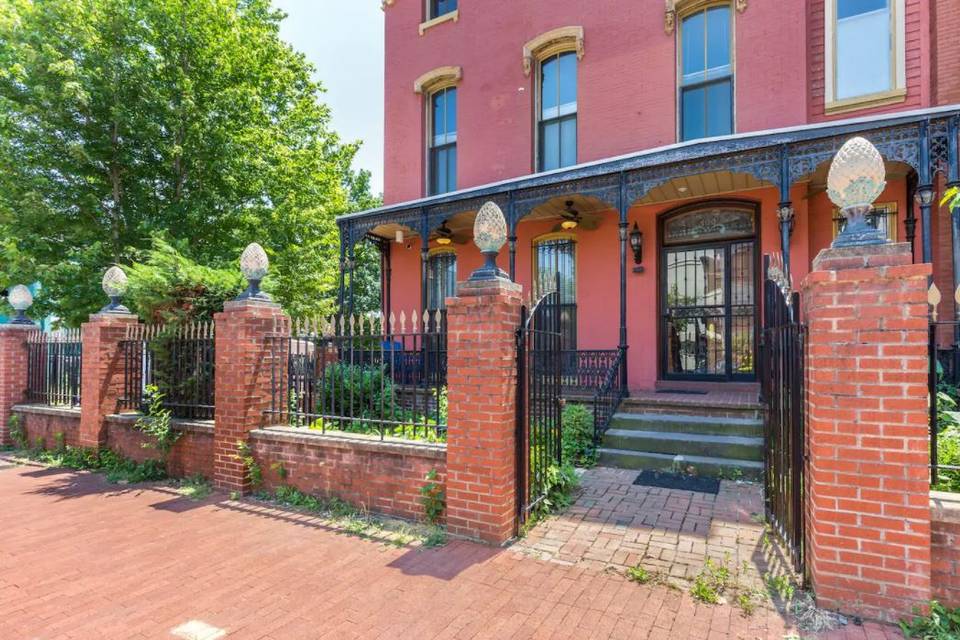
top-left (900, 601), bottom-right (960, 639)
top-left (534, 463), bottom-right (579, 518)
top-left (562, 403), bottom-right (596, 467)
top-left (934, 385), bottom-right (960, 493)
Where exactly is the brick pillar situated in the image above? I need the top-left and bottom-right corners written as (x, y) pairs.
top-left (79, 312), bottom-right (139, 449)
top-left (213, 299), bottom-right (289, 492)
top-left (802, 242), bottom-right (932, 622)
top-left (0, 324), bottom-right (34, 446)
top-left (444, 278), bottom-right (522, 544)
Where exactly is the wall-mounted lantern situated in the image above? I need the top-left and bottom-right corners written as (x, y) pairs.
top-left (629, 222), bottom-right (644, 273)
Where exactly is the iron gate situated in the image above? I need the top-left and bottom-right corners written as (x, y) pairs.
top-left (760, 254), bottom-right (807, 577)
top-left (516, 287), bottom-right (563, 525)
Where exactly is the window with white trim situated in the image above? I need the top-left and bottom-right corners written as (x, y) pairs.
top-left (538, 52), bottom-right (578, 172)
top-left (679, 4), bottom-right (733, 142)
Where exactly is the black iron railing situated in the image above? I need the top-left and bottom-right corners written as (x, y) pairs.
top-left (268, 311), bottom-right (447, 441)
top-left (928, 321), bottom-right (960, 492)
top-left (26, 329), bottom-right (82, 407)
top-left (561, 349), bottom-right (620, 394)
top-left (591, 348), bottom-right (626, 442)
top-left (120, 321), bottom-right (215, 420)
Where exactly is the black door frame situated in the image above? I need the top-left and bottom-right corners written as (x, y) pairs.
top-left (657, 199), bottom-right (761, 383)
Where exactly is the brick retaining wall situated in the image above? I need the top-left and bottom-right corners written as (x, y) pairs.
top-left (12, 405), bottom-right (82, 449)
top-left (104, 415), bottom-right (214, 478)
top-left (931, 491), bottom-right (960, 608)
top-left (250, 426), bottom-right (446, 522)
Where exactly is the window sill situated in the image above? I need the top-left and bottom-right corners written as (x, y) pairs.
top-left (824, 88), bottom-right (907, 116)
top-left (419, 10), bottom-right (458, 35)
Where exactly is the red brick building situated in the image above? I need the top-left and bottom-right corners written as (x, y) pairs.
top-left (339, 0), bottom-right (960, 475)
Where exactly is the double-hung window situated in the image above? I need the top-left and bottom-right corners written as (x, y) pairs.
top-left (428, 86), bottom-right (457, 196)
top-left (828, 0), bottom-right (904, 109)
top-left (429, 0), bottom-right (457, 20)
top-left (538, 52), bottom-right (577, 172)
top-left (679, 5), bottom-right (733, 142)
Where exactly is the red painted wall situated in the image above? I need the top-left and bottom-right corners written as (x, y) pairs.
top-left (384, 0), bottom-right (936, 203)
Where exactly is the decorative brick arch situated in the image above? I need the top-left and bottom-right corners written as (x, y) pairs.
top-left (413, 65), bottom-right (462, 95)
top-left (521, 26), bottom-right (584, 77)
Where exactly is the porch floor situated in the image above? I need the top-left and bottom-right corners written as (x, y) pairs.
top-left (512, 468), bottom-right (790, 596)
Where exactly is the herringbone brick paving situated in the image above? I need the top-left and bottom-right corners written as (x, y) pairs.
top-left (0, 459), bottom-right (901, 639)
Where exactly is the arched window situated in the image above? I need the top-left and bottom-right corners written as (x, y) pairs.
top-left (426, 248), bottom-right (457, 310)
top-left (679, 4), bottom-right (733, 141)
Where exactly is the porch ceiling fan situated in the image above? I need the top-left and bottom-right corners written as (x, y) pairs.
top-left (552, 200), bottom-right (600, 232)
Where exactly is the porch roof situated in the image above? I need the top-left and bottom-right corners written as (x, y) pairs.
top-left (337, 104), bottom-right (960, 248)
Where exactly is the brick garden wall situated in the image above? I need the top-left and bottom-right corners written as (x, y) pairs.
top-left (931, 492), bottom-right (960, 608)
top-left (11, 405), bottom-right (81, 449)
top-left (104, 415), bottom-right (214, 479)
top-left (250, 427), bottom-right (445, 522)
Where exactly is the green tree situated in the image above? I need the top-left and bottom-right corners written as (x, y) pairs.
top-left (0, 0), bottom-right (379, 325)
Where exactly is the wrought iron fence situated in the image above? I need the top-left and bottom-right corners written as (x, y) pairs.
top-left (591, 348), bottom-right (625, 442)
top-left (560, 349), bottom-right (620, 394)
top-left (928, 320), bottom-right (960, 492)
top-left (26, 329), bottom-right (82, 407)
top-left (120, 321), bottom-right (215, 420)
top-left (267, 311), bottom-right (447, 441)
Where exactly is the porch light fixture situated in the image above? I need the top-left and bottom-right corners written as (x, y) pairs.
top-left (7, 284), bottom-right (35, 325)
top-left (436, 221), bottom-right (453, 245)
top-left (629, 222), bottom-right (645, 273)
top-left (395, 229), bottom-right (404, 244)
top-left (100, 266), bottom-right (130, 314)
top-left (561, 200), bottom-right (581, 230)
top-left (237, 242), bottom-right (271, 301)
top-left (469, 201), bottom-right (509, 281)
top-left (827, 136), bottom-right (888, 248)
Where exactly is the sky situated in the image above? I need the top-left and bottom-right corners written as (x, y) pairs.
top-left (274, 1), bottom-right (386, 195)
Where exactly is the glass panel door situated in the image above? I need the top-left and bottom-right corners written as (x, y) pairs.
top-left (662, 240), bottom-right (756, 380)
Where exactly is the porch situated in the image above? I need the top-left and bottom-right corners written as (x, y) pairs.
top-left (338, 106), bottom-right (960, 403)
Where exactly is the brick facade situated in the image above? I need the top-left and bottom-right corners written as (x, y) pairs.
top-left (802, 242), bottom-right (932, 622)
top-left (79, 313), bottom-right (139, 449)
top-left (934, 0), bottom-right (960, 106)
top-left (444, 278), bottom-right (522, 544)
top-left (212, 299), bottom-right (289, 492)
top-left (250, 427), bottom-right (445, 522)
top-left (0, 325), bottom-right (33, 447)
top-left (931, 491), bottom-right (960, 607)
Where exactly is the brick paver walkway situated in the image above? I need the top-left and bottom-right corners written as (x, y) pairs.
top-left (0, 460), bottom-right (901, 639)
top-left (513, 468), bottom-right (775, 591)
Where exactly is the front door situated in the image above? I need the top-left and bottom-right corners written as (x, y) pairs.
top-left (659, 202), bottom-right (758, 381)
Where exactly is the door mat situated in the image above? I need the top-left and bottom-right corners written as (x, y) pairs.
top-left (632, 469), bottom-right (720, 495)
top-left (655, 389), bottom-right (708, 395)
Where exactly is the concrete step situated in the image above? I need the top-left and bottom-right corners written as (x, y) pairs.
top-left (603, 429), bottom-right (763, 461)
top-left (609, 412), bottom-right (763, 437)
top-left (597, 448), bottom-right (764, 481)
top-left (620, 396), bottom-right (763, 420)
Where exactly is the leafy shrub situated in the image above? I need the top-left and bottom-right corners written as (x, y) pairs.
top-left (535, 463), bottom-right (579, 517)
top-left (419, 469), bottom-right (444, 525)
top-left (562, 403), bottom-right (596, 467)
top-left (135, 384), bottom-right (181, 470)
top-left (234, 441), bottom-right (262, 488)
top-left (8, 414), bottom-right (26, 449)
top-left (900, 601), bottom-right (960, 639)
top-left (934, 386), bottom-right (960, 493)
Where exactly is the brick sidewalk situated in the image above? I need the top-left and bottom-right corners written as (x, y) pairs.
top-left (513, 468), bottom-right (775, 592)
top-left (0, 461), bottom-right (901, 639)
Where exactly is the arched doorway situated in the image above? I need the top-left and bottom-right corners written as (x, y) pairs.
top-left (658, 201), bottom-right (759, 382)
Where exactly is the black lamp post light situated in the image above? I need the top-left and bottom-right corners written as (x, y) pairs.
top-left (629, 222), bottom-right (644, 273)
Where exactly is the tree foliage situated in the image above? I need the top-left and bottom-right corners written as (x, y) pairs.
top-left (0, 0), bottom-right (380, 326)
